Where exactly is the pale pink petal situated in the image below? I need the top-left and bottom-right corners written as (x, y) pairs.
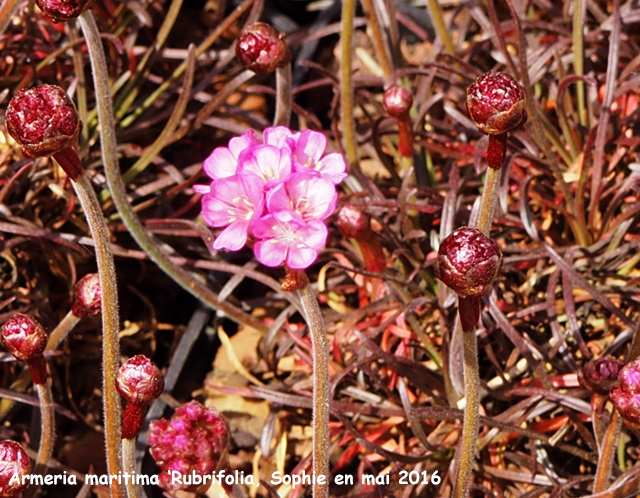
top-left (193, 184), bottom-right (211, 194)
top-left (267, 172), bottom-right (337, 221)
top-left (201, 175), bottom-right (264, 228)
top-left (286, 247), bottom-right (318, 269)
top-left (238, 145), bottom-right (292, 187)
top-left (228, 129), bottom-right (260, 157)
top-left (254, 238), bottom-right (288, 267)
top-left (294, 130), bottom-right (326, 165)
top-left (314, 153), bottom-right (347, 184)
top-left (213, 222), bottom-right (250, 251)
top-left (203, 147), bottom-right (238, 180)
top-left (263, 126), bottom-right (297, 149)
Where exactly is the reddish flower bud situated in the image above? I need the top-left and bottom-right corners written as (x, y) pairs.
top-left (5, 84), bottom-right (83, 180)
top-left (148, 401), bottom-right (229, 492)
top-left (466, 72), bottom-right (526, 169)
top-left (71, 273), bottom-right (101, 318)
top-left (383, 85), bottom-right (413, 119)
top-left (0, 441), bottom-right (31, 497)
top-left (1, 314), bottom-right (47, 362)
top-left (35, 0), bottom-right (91, 22)
top-left (6, 85), bottom-right (81, 159)
top-left (578, 355), bottom-right (624, 396)
top-left (466, 72), bottom-right (526, 136)
top-left (336, 205), bottom-right (370, 239)
top-left (235, 22), bottom-right (291, 74)
top-left (611, 358), bottom-right (640, 428)
top-left (116, 355), bottom-right (164, 405)
top-left (435, 227), bottom-right (502, 298)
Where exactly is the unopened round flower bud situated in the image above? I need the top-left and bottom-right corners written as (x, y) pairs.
top-left (611, 357), bottom-right (640, 428)
top-left (0, 441), bottom-right (31, 497)
top-left (1, 314), bottom-right (47, 362)
top-left (466, 72), bottom-right (526, 136)
top-left (6, 84), bottom-right (81, 159)
top-left (383, 85), bottom-right (413, 119)
top-left (116, 355), bottom-right (164, 405)
top-left (435, 227), bottom-right (502, 298)
top-left (336, 205), bottom-right (371, 239)
top-left (35, 0), bottom-right (91, 22)
top-left (71, 273), bottom-right (101, 318)
top-left (235, 22), bottom-right (290, 74)
top-left (578, 355), bottom-right (624, 396)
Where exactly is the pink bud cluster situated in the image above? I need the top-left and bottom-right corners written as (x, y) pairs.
top-left (148, 401), bottom-right (229, 492)
top-left (197, 126), bottom-right (346, 269)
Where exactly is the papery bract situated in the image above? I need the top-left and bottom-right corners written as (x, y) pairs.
top-left (253, 211), bottom-right (328, 269)
top-left (267, 172), bottom-right (337, 222)
top-left (201, 175), bottom-right (265, 251)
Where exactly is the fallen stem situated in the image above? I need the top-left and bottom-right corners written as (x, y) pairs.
top-left (274, 63), bottom-right (292, 127)
top-left (33, 381), bottom-right (55, 476)
top-left (122, 438), bottom-right (141, 498)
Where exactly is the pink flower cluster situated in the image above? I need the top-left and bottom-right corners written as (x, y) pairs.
top-left (197, 127), bottom-right (346, 269)
top-left (148, 401), bottom-right (229, 491)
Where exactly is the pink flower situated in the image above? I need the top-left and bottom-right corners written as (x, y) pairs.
top-left (237, 144), bottom-right (292, 188)
top-left (253, 211), bottom-right (328, 269)
top-left (263, 126), bottom-right (298, 148)
top-left (201, 175), bottom-right (265, 251)
top-left (267, 172), bottom-right (337, 222)
top-left (197, 130), bottom-right (261, 193)
top-left (290, 130), bottom-right (347, 184)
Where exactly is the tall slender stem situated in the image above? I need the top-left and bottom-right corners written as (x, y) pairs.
top-left (274, 63), bottom-right (292, 127)
top-left (341, 0), bottom-right (359, 169)
top-left (71, 174), bottom-right (123, 498)
top-left (453, 325), bottom-right (479, 498)
top-left (477, 167), bottom-right (501, 236)
top-left (78, 10), bottom-right (266, 334)
top-left (122, 438), bottom-right (141, 498)
top-left (425, 0), bottom-right (455, 54)
top-left (296, 282), bottom-right (330, 498)
top-left (33, 381), bottom-right (55, 476)
top-left (359, 0), bottom-right (393, 78)
top-left (593, 410), bottom-right (622, 493)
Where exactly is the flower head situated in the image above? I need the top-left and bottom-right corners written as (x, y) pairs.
top-left (35, 0), bottom-right (91, 22)
top-left (435, 227), bottom-right (502, 298)
top-left (253, 212), bottom-right (328, 269)
top-left (6, 84), bottom-right (81, 159)
top-left (116, 355), bottom-right (164, 405)
top-left (201, 175), bottom-right (265, 251)
top-left (71, 273), bottom-right (101, 318)
top-left (611, 358), bottom-right (640, 428)
top-left (1, 314), bottom-right (47, 362)
top-left (148, 401), bottom-right (229, 492)
top-left (466, 72), bottom-right (526, 136)
top-left (579, 355), bottom-right (624, 396)
top-left (0, 441), bottom-right (31, 497)
top-left (235, 22), bottom-right (290, 74)
top-left (383, 85), bottom-right (413, 118)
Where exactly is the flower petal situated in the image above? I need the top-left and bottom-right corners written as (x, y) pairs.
top-left (203, 147), bottom-right (238, 180)
top-left (254, 239), bottom-right (287, 267)
top-left (228, 129), bottom-right (260, 157)
top-left (213, 222), bottom-right (250, 251)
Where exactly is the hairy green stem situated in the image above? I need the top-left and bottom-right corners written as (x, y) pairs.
top-left (34, 381), bottom-right (55, 476)
top-left (296, 282), bottom-right (330, 498)
top-left (453, 299), bottom-right (480, 498)
top-left (274, 63), bottom-right (293, 127)
top-left (71, 173), bottom-right (123, 498)
top-left (122, 438), bottom-right (141, 498)
top-left (477, 167), bottom-right (501, 236)
top-left (341, 0), bottom-right (359, 169)
top-left (78, 10), bottom-right (267, 334)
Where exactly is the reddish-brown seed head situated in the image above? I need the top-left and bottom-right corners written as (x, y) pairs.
top-left (611, 357), bottom-right (640, 428)
top-left (116, 355), bottom-right (164, 405)
top-left (0, 441), bottom-right (31, 497)
top-left (235, 22), bottom-right (291, 74)
top-left (1, 314), bottom-right (47, 362)
top-left (435, 227), bottom-right (502, 298)
top-left (5, 84), bottom-right (81, 159)
top-left (71, 273), bottom-right (101, 318)
top-left (35, 0), bottom-right (91, 22)
top-left (383, 85), bottom-right (413, 119)
top-left (466, 72), bottom-right (526, 135)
